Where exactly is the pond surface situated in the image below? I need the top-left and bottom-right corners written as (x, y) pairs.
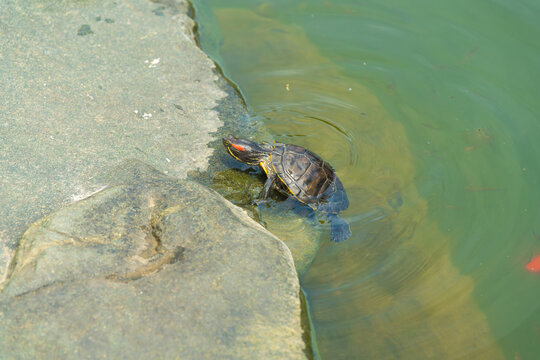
top-left (192, 0), bottom-right (540, 359)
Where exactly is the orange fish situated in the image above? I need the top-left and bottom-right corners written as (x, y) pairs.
top-left (525, 255), bottom-right (540, 273)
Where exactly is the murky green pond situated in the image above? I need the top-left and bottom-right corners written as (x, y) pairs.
top-left (193, 0), bottom-right (540, 359)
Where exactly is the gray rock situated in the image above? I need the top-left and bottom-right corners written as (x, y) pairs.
top-left (0, 160), bottom-right (308, 359)
top-left (0, 1), bottom-right (309, 357)
top-left (0, 0), bottom-right (243, 272)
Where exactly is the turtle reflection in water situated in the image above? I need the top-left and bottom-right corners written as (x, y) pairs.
top-left (223, 135), bottom-right (351, 242)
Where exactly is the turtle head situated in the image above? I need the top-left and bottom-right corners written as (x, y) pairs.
top-left (222, 135), bottom-right (271, 165)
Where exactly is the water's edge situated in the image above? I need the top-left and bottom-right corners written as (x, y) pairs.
top-left (185, 1), bottom-right (316, 356)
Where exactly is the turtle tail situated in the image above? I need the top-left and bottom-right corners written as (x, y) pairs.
top-left (327, 213), bottom-right (351, 243)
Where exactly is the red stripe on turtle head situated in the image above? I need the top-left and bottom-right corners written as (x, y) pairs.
top-left (232, 143), bottom-right (245, 152)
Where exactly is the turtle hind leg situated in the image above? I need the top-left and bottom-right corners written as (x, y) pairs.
top-left (326, 213), bottom-right (351, 243)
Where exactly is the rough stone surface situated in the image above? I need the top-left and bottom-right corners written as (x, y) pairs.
top-left (0, 0), bottom-right (236, 267)
top-left (0, 1), bottom-right (309, 358)
top-left (0, 160), bottom-right (308, 359)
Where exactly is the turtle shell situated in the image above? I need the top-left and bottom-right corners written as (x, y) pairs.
top-left (270, 143), bottom-right (348, 212)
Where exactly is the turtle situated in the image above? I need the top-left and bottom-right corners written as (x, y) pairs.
top-left (222, 135), bottom-right (351, 242)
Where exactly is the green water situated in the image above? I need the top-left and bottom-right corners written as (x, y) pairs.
top-left (192, 0), bottom-right (540, 358)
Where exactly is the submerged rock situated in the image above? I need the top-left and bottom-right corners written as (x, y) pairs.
top-left (0, 160), bottom-right (308, 359)
top-left (212, 168), bottom-right (323, 277)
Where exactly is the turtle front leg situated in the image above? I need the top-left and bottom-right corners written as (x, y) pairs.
top-left (254, 175), bottom-right (276, 206)
top-left (260, 175), bottom-right (276, 200)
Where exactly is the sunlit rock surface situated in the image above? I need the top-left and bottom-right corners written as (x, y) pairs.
top-left (0, 0), bottom-right (308, 358)
top-left (0, 160), bottom-right (308, 359)
top-left (0, 0), bottom-right (234, 270)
